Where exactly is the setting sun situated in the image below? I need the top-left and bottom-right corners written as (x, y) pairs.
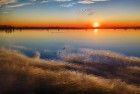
top-left (93, 22), bottom-right (100, 28)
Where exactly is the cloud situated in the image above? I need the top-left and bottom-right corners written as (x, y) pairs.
top-left (6, 3), bottom-right (32, 8)
top-left (0, 0), bottom-right (33, 8)
top-left (0, 0), bottom-right (110, 9)
top-left (41, 0), bottom-right (48, 4)
top-left (78, 8), bottom-right (95, 16)
top-left (0, 0), bottom-right (17, 5)
top-left (30, 0), bottom-right (37, 2)
top-left (91, 0), bottom-right (109, 2)
top-left (60, 2), bottom-right (76, 7)
top-left (78, 0), bottom-right (109, 4)
top-left (78, 0), bottom-right (95, 4)
top-left (54, 0), bottom-right (72, 2)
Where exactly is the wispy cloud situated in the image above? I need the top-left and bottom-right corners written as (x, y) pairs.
top-left (30, 0), bottom-right (37, 2)
top-left (0, 0), bottom-right (33, 9)
top-left (60, 2), bottom-right (76, 7)
top-left (54, 0), bottom-right (72, 2)
top-left (41, 0), bottom-right (48, 4)
top-left (78, 0), bottom-right (95, 4)
top-left (0, 0), bottom-right (17, 5)
top-left (78, 8), bottom-right (95, 16)
top-left (78, 0), bottom-right (109, 4)
top-left (59, 0), bottom-right (109, 8)
top-left (0, 0), bottom-right (110, 9)
top-left (6, 3), bottom-right (32, 8)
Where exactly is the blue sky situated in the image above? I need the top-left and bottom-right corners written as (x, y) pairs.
top-left (0, 0), bottom-right (140, 27)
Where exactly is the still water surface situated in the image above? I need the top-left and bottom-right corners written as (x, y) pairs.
top-left (0, 29), bottom-right (140, 59)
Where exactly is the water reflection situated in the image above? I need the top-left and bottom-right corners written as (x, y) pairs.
top-left (94, 29), bottom-right (98, 33)
top-left (0, 29), bottom-right (140, 58)
top-left (0, 29), bottom-right (15, 33)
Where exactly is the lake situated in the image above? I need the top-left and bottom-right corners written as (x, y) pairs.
top-left (0, 29), bottom-right (140, 60)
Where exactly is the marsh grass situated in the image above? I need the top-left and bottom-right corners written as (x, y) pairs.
top-left (0, 48), bottom-right (140, 94)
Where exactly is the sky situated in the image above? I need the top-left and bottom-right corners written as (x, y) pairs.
top-left (0, 0), bottom-right (140, 27)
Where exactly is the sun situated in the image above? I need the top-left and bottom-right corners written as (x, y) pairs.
top-left (93, 22), bottom-right (100, 28)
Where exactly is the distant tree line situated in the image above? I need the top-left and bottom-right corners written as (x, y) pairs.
top-left (0, 25), bottom-right (140, 30)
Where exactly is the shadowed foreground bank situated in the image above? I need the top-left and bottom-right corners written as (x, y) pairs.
top-left (0, 48), bottom-right (139, 94)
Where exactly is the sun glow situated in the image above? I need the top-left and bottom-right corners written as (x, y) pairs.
top-left (93, 22), bottom-right (100, 28)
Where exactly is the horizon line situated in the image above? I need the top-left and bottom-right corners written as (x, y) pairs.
top-left (0, 25), bottom-right (140, 30)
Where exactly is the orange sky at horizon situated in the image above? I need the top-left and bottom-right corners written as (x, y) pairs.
top-left (0, 21), bottom-right (140, 27)
top-left (0, 0), bottom-right (140, 27)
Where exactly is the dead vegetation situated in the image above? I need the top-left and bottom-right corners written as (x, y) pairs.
top-left (0, 48), bottom-right (140, 94)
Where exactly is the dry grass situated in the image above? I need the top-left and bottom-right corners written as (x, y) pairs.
top-left (0, 48), bottom-right (140, 94)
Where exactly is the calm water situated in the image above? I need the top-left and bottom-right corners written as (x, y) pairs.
top-left (0, 29), bottom-right (140, 59)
